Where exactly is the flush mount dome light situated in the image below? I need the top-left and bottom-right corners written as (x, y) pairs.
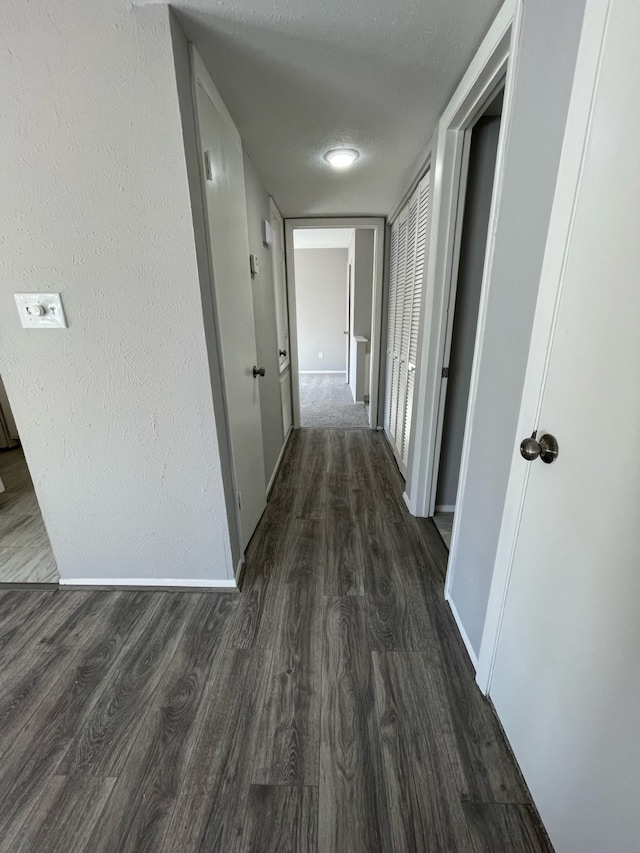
top-left (324, 148), bottom-right (360, 169)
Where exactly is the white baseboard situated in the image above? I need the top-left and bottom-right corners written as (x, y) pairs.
top-left (445, 593), bottom-right (479, 670)
top-left (59, 577), bottom-right (238, 590)
top-left (298, 370), bottom-right (345, 374)
top-left (402, 491), bottom-right (412, 513)
top-left (267, 425), bottom-right (293, 496)
top-left (435, 504), bottom-right (456, 513)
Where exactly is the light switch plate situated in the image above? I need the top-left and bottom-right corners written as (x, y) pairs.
top-left (15, 293), bottom-right (67, 328)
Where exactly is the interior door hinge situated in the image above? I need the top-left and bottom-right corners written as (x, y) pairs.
top-left (442, 366), bottom-right (450, 378)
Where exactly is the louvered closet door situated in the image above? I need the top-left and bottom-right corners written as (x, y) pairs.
top-left (402, 172), bottom-right (431, 468)
top-left (384, 170), bottom-right (432, 477)
top-left (389, 211), bottom-right (408, 448)
top-left (384, 226), bottom-right (399, 434)
top-left (396, 188), bottom-right (420, 467)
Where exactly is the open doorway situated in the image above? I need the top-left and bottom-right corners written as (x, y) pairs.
top-left (433, 87), bottom-right (504, 549)
top-left (289, 223), bottom-right (381, 429)
top-left (0, 376), bottom-right (57, 583)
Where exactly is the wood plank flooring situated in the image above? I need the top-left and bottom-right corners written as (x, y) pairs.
top-left (0, 429), bottom-right (552, 852)
top-left (0, 447), bottom-right (57, 583)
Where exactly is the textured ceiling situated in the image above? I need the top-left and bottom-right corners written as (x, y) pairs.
top-left (293, 228), bottom-right (354, 249)
top-left (169, 0), bottom-right (501, 216)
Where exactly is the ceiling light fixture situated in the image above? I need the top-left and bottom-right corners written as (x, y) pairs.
top-left (324, 148), bottom-right (360, 169)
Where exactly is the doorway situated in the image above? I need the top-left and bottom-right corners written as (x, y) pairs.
top-left (0, 376), bottom-right (57, 583)
top-left (285, 219), bottom-right (385, 430)
top-left (434, 89), bottom-right (504, 548)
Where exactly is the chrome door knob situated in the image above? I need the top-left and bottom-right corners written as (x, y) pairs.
top-left (520, 431), bottom-right (559, 464)
top-left (253, 366), bottom-right (266, 378)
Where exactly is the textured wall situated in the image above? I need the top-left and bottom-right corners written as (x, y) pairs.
top-left (294, 249), bottom-right (348, 372)
top-left (0, 0), bottom-right (233, 581)
top-left (242, 151), bottom-right (287, 487)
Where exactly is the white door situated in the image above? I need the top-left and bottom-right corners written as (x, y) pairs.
top-left (485, 2), bottom-right (640, 850)
top-left (193, 53), bottom-right (266, 551)
top-left (385, 174), bottom-right (431, 475)
top-left (271, 201), bottom-right (290, 375)
top-left (270, 201), bottom-right (293, 436)
top-left (346, 263), bottom-right (352, 382)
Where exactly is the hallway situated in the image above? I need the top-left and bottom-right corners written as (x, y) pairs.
top-left (0, 430), bottom-right (550, 851)
top-left (299, 374), bottom-right (370, 428)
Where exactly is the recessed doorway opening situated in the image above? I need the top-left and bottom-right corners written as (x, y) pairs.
top-left (0, 376), bottom-right (57, 583)
top-left (285, 218), bottom-right (385, 431)
top-left (433, 85), bottom-right (504, 550)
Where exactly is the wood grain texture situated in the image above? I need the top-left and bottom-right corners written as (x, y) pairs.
top-left (426, 576), bottom-right (530, 804)
top-left (0, 429), bottom-right (550, 851)
top-left (59, 592), bottom-right (194, 776)
top-left (251, 522), bottom-right (323, 785)
top-left (324, 490), bottom-right (365, 596)
top-left (0, 590), bottom-right (157, 838)
top-left (159, 648), bottom-right (272, 853)
top-left (0, 774), bottom-right (116, 853)
top-left (0, 589), bottom-right (49, 627)
top-left (85, 594), bottom-right (237, 853)
top-left (320, 595), bottom-right (392, 852)
top-left (462, 802), bottom-right (554, 853)
top-left (0, 591), bottom-right (71, 671)
top-left (373, 651), bottom-right (475, 852)
top-left (240, 785), bottom-right (318, 853)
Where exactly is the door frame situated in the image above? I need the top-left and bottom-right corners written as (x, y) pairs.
top-left (346, 262), bottom-right (352, 385)
top-left (284, 217), bottom-right (385, 429)
top-left (270, 198), bottom-right (291, 376)
top-left (405, 0), bottom-right (521, 531)
top-left (475, 0), bottom-right (611, 694)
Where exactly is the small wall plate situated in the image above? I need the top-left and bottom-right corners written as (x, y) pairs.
top-left (14, 293), bottom-right (68, 328)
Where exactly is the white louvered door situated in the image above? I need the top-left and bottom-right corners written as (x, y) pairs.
top-left (402, 172), bottom-right (431, 468)
top-left (384, 226), bottom-right (399, 432)
top-left (397, 188), bottom-right (419, 463)
top-left (384, 171), bottom-right (431, 476)
top-left (389, 209), bottom-right (408, 449)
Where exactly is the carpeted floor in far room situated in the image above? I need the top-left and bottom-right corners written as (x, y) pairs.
top-left (299, 373), bottom-right (370, 428)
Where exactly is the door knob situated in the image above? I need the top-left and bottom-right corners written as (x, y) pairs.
top-left (520, 431), bottom-right (559, 464)
top-left (279, 349), bottom-right (287, 357)
top-left (252, 366), bottom-right (266, 378)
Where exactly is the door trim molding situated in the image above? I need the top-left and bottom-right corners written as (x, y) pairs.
top-left (266, 424), bottom-right (293, 496)
top-left (476, 0), bottom-right (612, 694)
top-left (284, 217), bottom-right (385, 430)
top-left (406, 0), bottom-right (520, 522)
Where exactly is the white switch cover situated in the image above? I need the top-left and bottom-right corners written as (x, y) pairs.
top-left (15, 293), bottom-right (67, 329)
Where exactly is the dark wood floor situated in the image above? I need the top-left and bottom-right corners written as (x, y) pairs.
top-left (0, 429), bottom-right (552, 852)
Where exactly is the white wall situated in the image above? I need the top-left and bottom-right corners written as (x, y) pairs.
top-left (294, 248), bottom-right (348, 372)
top-left (242, 151), bottom-right (287, 487)
top-left (448, 0), bottom-right (587, 653)
top-left (0, 0), bottom-right (234, 582)
top-left (348, 229), bottom-right (375, 401)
